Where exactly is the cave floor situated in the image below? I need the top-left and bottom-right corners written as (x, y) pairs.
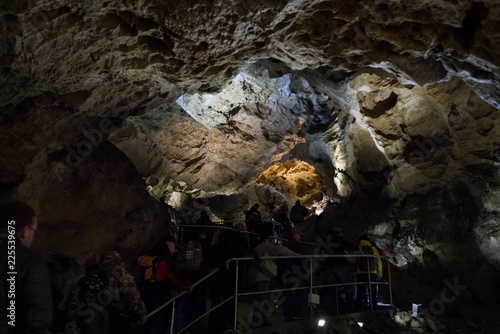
top-left (179, 300), bottom-right (497, 334)
top-left (182, 301), bottom-right (401, 334)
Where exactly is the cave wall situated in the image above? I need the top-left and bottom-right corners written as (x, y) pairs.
top-left (11, 140), bottom-right (171, 260)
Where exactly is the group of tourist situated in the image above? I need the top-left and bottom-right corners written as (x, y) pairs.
top-left (0, 200), bottom-right (384, 334)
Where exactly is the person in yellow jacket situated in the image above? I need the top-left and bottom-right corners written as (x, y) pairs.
top-left (355, 238), bottom-right (383, 310)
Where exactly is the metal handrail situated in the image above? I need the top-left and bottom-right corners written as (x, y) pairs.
top-left (173, 223), bottom-right (393, 253)
top-left (233, 254), bottom-right (393, 319)
top-left (146, 266), bottom-right (222, 317)
top-left (146, 252), bottom-right (392, 334)
top-left (172, 221), bottom-right (293, 243)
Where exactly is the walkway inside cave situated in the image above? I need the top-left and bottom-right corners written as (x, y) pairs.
top-left (180, 300), bottom-right (453, 334)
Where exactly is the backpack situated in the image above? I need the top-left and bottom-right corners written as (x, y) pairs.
top-left (131, 255), bottom-right (168, 290)
top-left (176, 240), bottom-right (203, 271)
top-left (358, 245), bottom-right (376, 272)
top-left (78, 269), bottom-right (109, 301)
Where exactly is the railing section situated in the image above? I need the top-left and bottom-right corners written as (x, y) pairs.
top-left (147, 252), bottom-right (393, 334)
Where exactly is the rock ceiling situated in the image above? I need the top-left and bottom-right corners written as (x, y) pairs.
top-left (1, 0), bottom-right (500, 310)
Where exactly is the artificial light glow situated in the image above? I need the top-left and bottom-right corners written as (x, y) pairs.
top-left (167, 191), bottom-right (184, 209)
top-left (318, 319), bottom-right (326, 327)
top-left (357, 85), bottom-right (371, 92)
top-left (358, 322), bottom-right (364, 327)
top-left (311, 196), bottom-right (331, 215)
top-left (254, 159), bottom-right (329, 201)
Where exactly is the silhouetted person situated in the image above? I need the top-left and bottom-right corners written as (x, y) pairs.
top-left (247, 224), bottom-right (298, 328)
top-left (281, 228), bottom-right (308, 322)
top-left (320, 227), bottom-right (357, 315)
top-left (180, 228), bottom-right (221, 332)
top-left (246, 204), bottom-right (263, 248)
top-left (290, 200), bottom-right (308, 225)
top-left (196, 210), bottom-right (217, 244)
top-left (0, 201), bottom-right (53, 333)
top-left (272, 204), bottom-right (290, 229)
top-left (47, 255), bottom-right (71, 333)
top-left (245, 204), bottom-right (262, 230)
top-left (210, 222), bottom-right (254, 332)
top-left (142, 236), bottom-right (191, 334)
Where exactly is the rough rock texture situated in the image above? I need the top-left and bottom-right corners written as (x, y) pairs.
top-left (14, 141), bottom-right (172, 260)
top-left (1, 0), bottom-right (500, 325)
top-left (2, 0), bottom-right (499, 108)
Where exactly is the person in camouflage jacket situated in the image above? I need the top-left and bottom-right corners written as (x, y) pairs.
top-left (66, 251), bottom-right (147, 334)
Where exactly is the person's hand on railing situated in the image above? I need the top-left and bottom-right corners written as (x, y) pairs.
top-left (225, 260), bottom-right (230, 270)
top-left (140, 314), bottom-right (148, 325)
top-left (171, 285), bottom-right (193, 297)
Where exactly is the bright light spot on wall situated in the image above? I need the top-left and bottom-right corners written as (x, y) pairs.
top-left (254, 159), bottom-right (331, 207)
top-left (318, 319), bottom-right (326, 327)
top-left (357, 85), bottom-right (371, 92)
top-left (167, 191), bottom-right (184, 209)
top-left (311, 196), bottom-right (330, 215)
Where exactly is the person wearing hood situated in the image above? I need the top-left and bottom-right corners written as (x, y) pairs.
top-left (355, 237), bottom-right (383, 310)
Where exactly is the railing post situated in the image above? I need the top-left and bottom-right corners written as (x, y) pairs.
top-left (335, 284), bottom-right (339, 316)
top-left (233, 259), bottom-right (239, 332)
top-left (309, 255), bottom-right (314, 317)
top-left (388, 259), bottom-right (393, 307)
top-left (309, 256), bottom-right (313, 295)
top-left (170, 298), bottom-right (176, 334)
top-left (367, 257), bottom-right (373, 311)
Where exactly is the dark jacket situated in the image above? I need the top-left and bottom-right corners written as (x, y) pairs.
top-left (322, 235), bottom-right (357, 267)
top-left (290, 205), bottom-right (308, 223)
top-left (0, 240), bottom-right (53, 334)
top-left (215, 229), bottom-right (254, 262)
top-left (279, 239), bottom-right (307, 283)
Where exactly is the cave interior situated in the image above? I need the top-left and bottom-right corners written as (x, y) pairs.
top-left (1, 0), bottom-right (500, 332)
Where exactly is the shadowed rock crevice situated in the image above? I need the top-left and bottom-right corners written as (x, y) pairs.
top-left (457, 2), bottom-right (489, 50)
